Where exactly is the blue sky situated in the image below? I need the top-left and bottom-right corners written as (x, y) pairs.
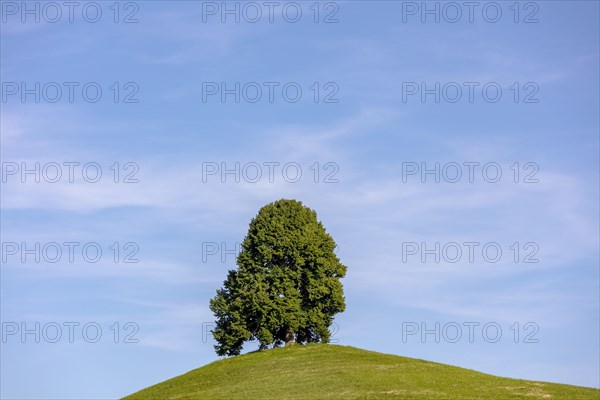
top-left (1, 1), bottom-right (599, 398)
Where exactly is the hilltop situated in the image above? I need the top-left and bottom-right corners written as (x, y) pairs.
top-left (123, 344), bottom-right (599, 399)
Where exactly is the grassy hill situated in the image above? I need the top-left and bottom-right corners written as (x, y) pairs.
top-left (123, 344), bottom-right (599, 399)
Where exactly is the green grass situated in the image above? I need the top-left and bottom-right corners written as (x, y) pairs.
top-left (123, 344), bottom-right (599, 399)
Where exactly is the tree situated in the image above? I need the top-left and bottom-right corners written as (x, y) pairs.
top-left (209, 199), bottom-right (347, 356)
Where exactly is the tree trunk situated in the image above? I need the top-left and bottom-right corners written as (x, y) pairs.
top-left (284, 330), bottom-right (295, 346)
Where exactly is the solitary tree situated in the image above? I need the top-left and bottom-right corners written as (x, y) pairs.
top-left (209, 199), bottom-right (347, 356)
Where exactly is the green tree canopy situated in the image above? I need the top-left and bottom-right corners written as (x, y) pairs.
top-left (209, 199), bottom-right (347, 356)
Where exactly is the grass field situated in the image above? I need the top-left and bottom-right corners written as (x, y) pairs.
top-left (123, 344), bottom-right (599, 399)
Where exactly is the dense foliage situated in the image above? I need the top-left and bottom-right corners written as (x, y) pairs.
top-left (209, 199), bottom-right (347, 356)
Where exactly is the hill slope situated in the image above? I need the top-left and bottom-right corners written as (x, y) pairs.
top-left (123, 344), bottom-right (599, 399)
